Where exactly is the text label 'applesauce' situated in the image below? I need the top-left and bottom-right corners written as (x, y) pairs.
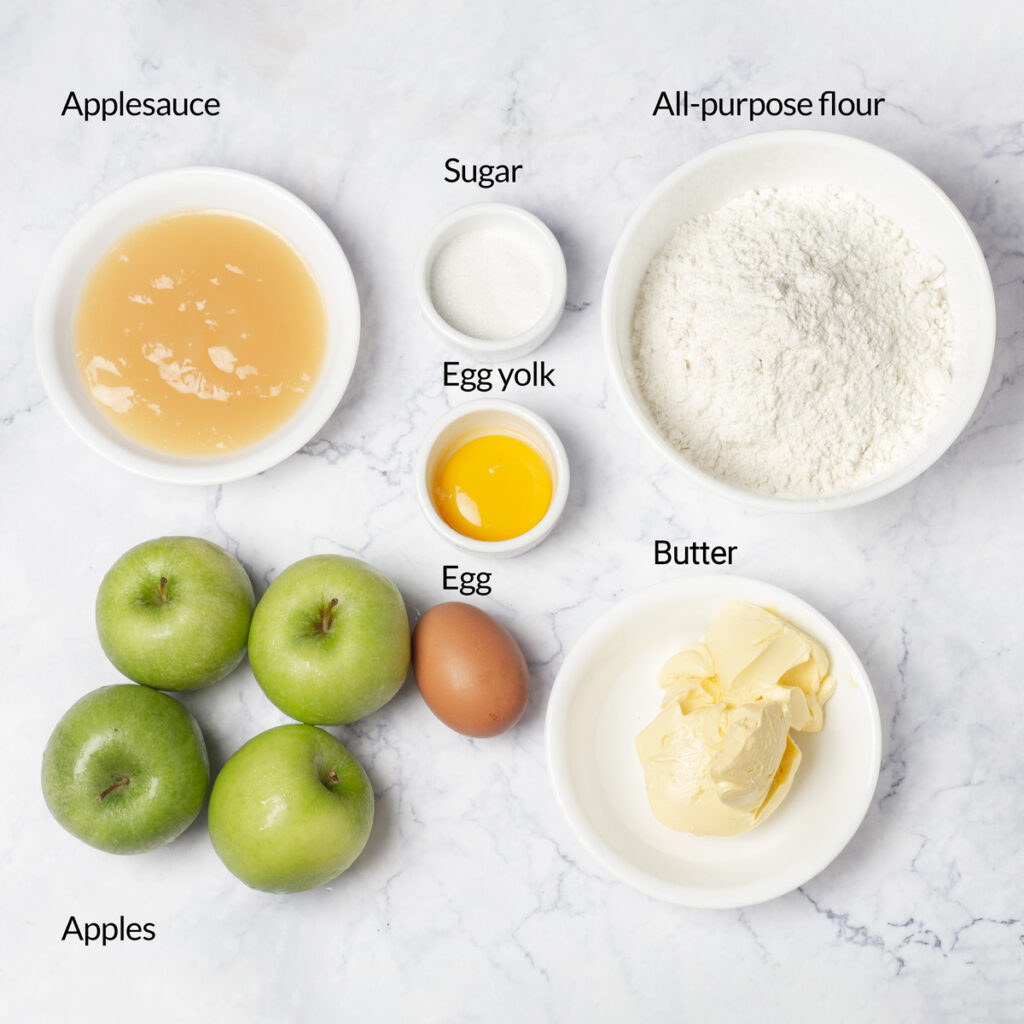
top-left (654, 540), bottom-right (738, 566)
top-left (443, 566), bottom-right (492, 597)
top-left (61, 91), bottom-right (221, 121)
top-left (62, 915), bottom-right (155, 945)
top-left (444, 159), bottom-right (523, 189)
top-left (443, 360), bottom-right (556, 393)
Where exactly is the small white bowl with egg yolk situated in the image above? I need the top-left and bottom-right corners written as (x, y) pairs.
top-left (415, 399), bottom-right (570, 557)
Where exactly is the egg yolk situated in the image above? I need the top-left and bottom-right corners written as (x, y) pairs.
top-left (433, 434), bottom-right (553, 542)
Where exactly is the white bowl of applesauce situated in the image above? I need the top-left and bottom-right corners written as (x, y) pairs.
top-left (35, 167), bottom-right (360, 484)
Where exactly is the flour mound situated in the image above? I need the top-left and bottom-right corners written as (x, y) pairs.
top-left (631, 186), bottom-right (953, 498)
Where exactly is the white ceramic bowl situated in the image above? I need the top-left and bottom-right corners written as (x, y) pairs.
top-left (415, 203), bottom-right (567, 362)
top-left (603, 130), bottom-right (996, 512)
top-left (545, 575), bottom-right (882, 908)
top-left (35, 166), bottom-right (360, 484)
top-left (415, 398), bottom-right (570, 557)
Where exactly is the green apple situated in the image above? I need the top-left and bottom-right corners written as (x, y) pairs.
top-left (208, 724), bottom-right (374, 893)
top-left (96, 536), bottom-right (255, 691)
top-left (248, 555), bottom-right (410, 724)
top-left (41, 684), bottom-right (209, 854)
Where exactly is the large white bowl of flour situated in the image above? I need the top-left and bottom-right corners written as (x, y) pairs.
top-left (604, 131), bottom-right (995, 511)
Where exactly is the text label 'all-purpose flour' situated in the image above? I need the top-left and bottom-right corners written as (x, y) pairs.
top-left (631, 186), bottom-right (954, 498)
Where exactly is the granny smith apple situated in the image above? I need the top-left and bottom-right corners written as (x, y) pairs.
top-left (208, 724), bottom-right (374, 893)
top-left (96, 536), bottom-right (255, 691)
top-left (41, 684), bottom-right (209, 854)
top-left (248, 555), bottom-right (410, 724)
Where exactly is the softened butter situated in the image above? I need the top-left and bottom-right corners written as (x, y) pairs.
top-left (635, 602), bottom-right (835, 836)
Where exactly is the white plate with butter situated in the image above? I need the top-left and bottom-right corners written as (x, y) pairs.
top-left (545, 575), bottom-right (881, 908)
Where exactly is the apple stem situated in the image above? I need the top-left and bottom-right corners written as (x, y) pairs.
top-left (98, 776), bottom-right (129, 801)
top-left (323, 770), bottom-right (339, 790)
top-left (157, 576), bottom-right (169, 603)
top-left (318, 597), bottom-right (339, 635)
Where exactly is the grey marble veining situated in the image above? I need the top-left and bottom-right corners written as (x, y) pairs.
top-left (2, 0), bottom-right (1023, 1021)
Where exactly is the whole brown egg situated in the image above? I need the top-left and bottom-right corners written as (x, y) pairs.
top-left (412, 602), bottom-right (529, 737)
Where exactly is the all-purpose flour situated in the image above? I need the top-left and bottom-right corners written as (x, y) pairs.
top-left (631, 186), bottom-right (954, 498)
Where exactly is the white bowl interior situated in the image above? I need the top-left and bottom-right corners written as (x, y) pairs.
top-left (546, 575), bottom-right (882, 908)
top-left (35, 167), bottom-right (360, 484)
top-left (417, 204), bottom-right (567, 359)
top-left (605, 132), bottom-right (995, 510)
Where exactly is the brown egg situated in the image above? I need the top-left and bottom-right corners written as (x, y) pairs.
top-left (412, 602), bottom-right (529, 737)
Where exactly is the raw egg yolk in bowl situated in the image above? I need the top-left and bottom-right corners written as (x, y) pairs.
top-left (432, 433), bottom-right (552, 542)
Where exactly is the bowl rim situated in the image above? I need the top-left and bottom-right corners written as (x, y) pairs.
top-left (414, 397), bottom-right (570, 557)
top-left (34, 165), bottom-right (361, 485)
top-left (544, 573), bottom-right (883, 908)
top-left (414, 201), bottom-right (568, 362)
top-left (602, 129), bottom-right (997, 513)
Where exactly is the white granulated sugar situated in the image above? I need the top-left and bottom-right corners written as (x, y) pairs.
top-left (631, 186), bottom-right (954, 498)
top-left (430, 227), bottom-right (551, 341)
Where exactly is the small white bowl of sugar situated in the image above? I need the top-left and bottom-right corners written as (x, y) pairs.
top-left (416, 202), bottom-right (567, 362)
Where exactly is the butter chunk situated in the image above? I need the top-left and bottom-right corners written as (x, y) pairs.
top-left (636, 602), bottom-right (832, 836)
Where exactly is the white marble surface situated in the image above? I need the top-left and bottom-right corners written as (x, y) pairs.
top-left (3, 1), bottom-right (1023, 1020)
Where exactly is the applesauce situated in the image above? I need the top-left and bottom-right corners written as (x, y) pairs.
top-left (74, 211), bottom-right (326, 455)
